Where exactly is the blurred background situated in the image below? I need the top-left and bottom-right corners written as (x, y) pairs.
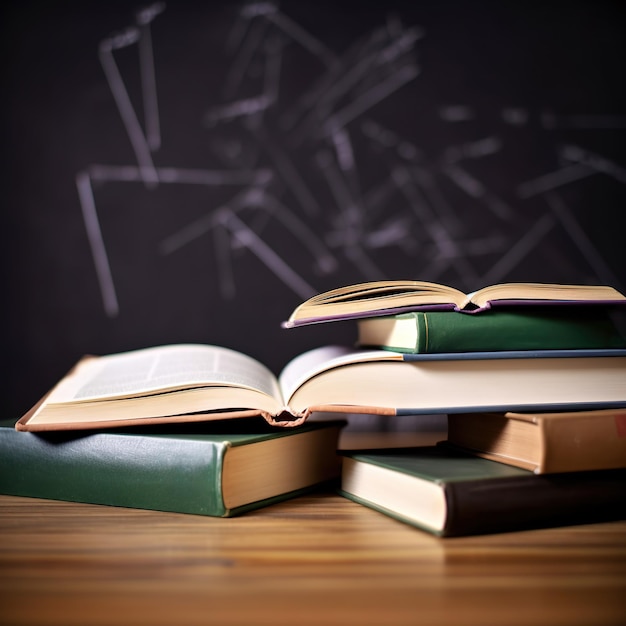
top-left (3, 0), bottom-right (626, 422)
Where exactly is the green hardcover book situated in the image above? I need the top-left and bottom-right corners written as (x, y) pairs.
top-left (339, 446), bottom-right (626, 537)
top-left (357, 309), bottom-right (626, 354)
top-left (0, 418), bottom-right (344, 516)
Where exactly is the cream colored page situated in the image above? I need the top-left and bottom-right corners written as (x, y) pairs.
top-left (278, 345), bottom-right (401, 404)
top-left (45, 344), bottom-right (282, 404)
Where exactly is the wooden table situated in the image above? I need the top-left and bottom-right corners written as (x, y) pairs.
top-left (1, 488), bottom-right (625, 626)
top-left (1, 429), bottom-right (625, 625)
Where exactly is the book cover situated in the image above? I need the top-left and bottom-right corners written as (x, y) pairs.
top-left (0, 418), bottom-right (344, 516)
top-left (446, 409), bottom-right (626, 473)
top-left (357, 309), bottom-right (626, 354)
top-left (339, 446), bottom-right (626, 537)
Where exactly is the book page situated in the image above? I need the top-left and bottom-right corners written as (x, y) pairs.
top-left (469, 283), bottom-right (626, 307)
top-left (46, 344), bottom-right (282, 404)
top-left (285, 281), bottom-right (467, 325)
top-left (278, 345), bottom-right (401, 404)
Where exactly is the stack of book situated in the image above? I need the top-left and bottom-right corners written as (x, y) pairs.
top-left (3, 280), bottom-right (626, 536)
top-left (339, 408), bottom-right (626, 537)
top-left (284, 280), bottom-right (626, 536)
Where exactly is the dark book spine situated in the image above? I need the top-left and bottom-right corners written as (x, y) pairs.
top-left (443, 471), bottom-right (626, 536)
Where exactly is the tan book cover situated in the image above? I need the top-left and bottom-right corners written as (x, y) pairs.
top-left (446, 409), bottom-right (626, 474)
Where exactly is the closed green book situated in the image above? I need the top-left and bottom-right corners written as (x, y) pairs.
top-left (357, 309), bottom-right (626, 353)
top-left (0, 418), bottom-right (344, 516)
top-left (339, 446), bottom-right (626, 537)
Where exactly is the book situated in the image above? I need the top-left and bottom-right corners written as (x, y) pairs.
top-left (0, 418), bottom-right (344, 516)
top-left (356, 309), bottom-right (626, 354)
top-left (283, 280), bottom-right (626, 327)
top-left (339, 446), bottom-right (626, 537)
top-left (16, 344), bottom-right (626, 432)
top-left (445, 409), bottom-right (626, 474)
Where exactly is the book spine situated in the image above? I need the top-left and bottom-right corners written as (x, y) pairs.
top-left (443, 472), bottom-right (626, 536)
top-left (416, 311), bottom-right (428, 353)
top-left (540, 411), bottom-right (626, 473)
top-left (0, 428), bottom-right (228, 516)
top-left (408, 310), bottom-right (625, 354)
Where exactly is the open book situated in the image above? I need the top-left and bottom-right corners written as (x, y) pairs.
top-left (283, 281), bottom-right (626, 327)
top-left (16, 343), bottom-right (626, 432)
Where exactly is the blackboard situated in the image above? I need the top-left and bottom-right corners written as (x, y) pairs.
top-left (3, 1), bottom-right (626, 420)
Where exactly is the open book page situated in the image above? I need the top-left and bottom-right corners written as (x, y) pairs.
top-left (467, 283), bottom-right (626, 308)
top-left (312, 281), bottom-right (460, 302)
top-left (286, 281), bottom-right (626, 326)
top-left (285, 281), bottom-right (466, 326)
top-left (278, 345), bottom-right (402, 405)
top-left (43, 344), bottom-right (282, 405)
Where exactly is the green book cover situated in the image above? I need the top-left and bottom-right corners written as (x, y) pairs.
top-left (0, 418), bottom-right (344, 517)
top-left (357, 309), bottom-right (626, 354)
top-left (339, 446), bottom-right (626, 536)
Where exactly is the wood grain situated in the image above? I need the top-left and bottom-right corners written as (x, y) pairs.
top-left (1, 492), bottom-right (624, 626)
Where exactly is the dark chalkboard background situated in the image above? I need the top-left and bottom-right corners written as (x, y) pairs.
top-left (3, 1), bottom-right (626, 421)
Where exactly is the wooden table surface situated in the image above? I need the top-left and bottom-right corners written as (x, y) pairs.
top-left (1, 488), bottom-right (625, 626)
